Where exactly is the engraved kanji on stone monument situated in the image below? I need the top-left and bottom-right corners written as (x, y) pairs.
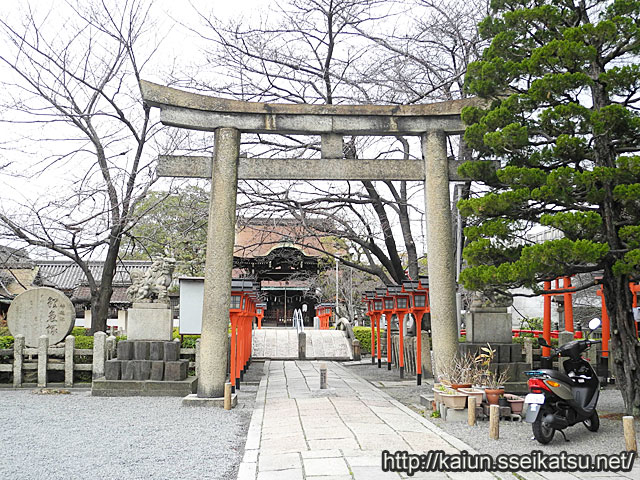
top-left (7, 287), bottom-right (75, 347)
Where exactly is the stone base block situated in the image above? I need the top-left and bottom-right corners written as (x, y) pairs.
top-left (182, 393), bottom-right (237, 408)
top-left (105, 360), bottom-right (122, 380)
top-left (117, 341), bottom-right (134, 360)
top-left (132, 360), bottom-right (151, 380)
top-left (127, 305), bottom-right (173, 341)
top-left (91, 376), bottom-right (197, 397)
top-left (165, 359), bottom-right (188, 381)
top-left (122, 361), bottom-right (135, 380)
top-left (440, 405), bottom-right (468, 422)
top-left (164, 341), bottom-right (180, 362)
top-left (419, 393), bottom-right (434, 410)
top-left (134, 341), bottom-right (151, 360)
top-left (150, 360), bottom-right (164, 381)
top-left (150, 341), bottom-right (164, 360)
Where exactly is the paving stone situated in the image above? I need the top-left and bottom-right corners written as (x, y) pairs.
top-left (303, 457), bottom-right (350, 476)
top-left (256, 468), bottom-right (303, 480)
top-left (150, 360), bottom-right (164, 380)
top-left (133, 341), bottom-right (150, 360)
top-left (237, 462), bottom-right (257, 480)
top-left (300, 450), bottom-right (342, 459)
top-left (351, 466), bottom-right (401, 480)
top-left (258, 452), bottom-right (301, 471)
top-left (104, 360), bottom-right (121, 380)
top-left (116, 340), bottom-right (134, 360)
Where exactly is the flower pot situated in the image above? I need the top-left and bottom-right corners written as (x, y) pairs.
top-left (440, 391), bottom-right (468, 410)
top-left (498, 397), bottom-right (509, 408)
top-left (505, 394), bottom-right (525, 414)
top-left (432, 387), bottom-right (442, 404)
top-left (451, 383), bottom-right (472, 391)
top-left (485, 388), bottom-right (505, 405)
top-left (459, 388), bottom-right (483, 405)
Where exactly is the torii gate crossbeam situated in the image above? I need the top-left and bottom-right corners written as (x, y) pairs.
top-left (141, 80), bottom-right (477, 399)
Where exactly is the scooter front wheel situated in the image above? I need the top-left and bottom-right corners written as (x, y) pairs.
top-left (583, 410), bottom-right (599, 432)
top-left (533, 415), bottom-right (555, 444)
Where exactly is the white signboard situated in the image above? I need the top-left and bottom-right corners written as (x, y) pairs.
top-left (179, 277), bottom-right (204, 335)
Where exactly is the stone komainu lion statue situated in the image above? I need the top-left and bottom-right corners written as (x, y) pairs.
top-left (126, 258), bottom-right (176, 303)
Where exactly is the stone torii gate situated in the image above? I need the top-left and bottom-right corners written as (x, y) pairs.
top-left (140, 80), bottom-right (477, 399)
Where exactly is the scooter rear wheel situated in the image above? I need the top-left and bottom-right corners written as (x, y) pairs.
top-left (533, 416), bottom-right (555, 444)
top-left (583, 410), bottom-right (599, 432)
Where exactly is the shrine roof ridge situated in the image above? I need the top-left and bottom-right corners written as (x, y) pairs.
top-left (140, 80), bottom-right (482, 118)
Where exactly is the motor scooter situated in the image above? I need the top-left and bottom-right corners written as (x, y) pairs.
top-left (523, 318), bottom-right (602, 444)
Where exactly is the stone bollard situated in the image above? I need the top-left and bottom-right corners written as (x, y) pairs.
top-left (195, 338), bottom-right (201, 378)
top-left (13, 334), bottom-right (24, 388)
top-left (65, 335), bottom-right (75, 387)
top-left (38, 335), bottom-right (49, 387)
top-left (421, 331), bottom-right (432, 377)
top-left (623, 416), bottom-right (638, 456)
top-left (353, 339), bottom-right (361, 361)
top-left (92, 331), bottom-right (107, 379)
top-left (224, 382), bottom-right (232, 410)
top-left (524, 337), bottom-right (533, 366)
top-left (320, 363), bottom-right (328, 389)
top-left (106, 335), bottom-right (117, 360)
top-left (489, 404), bottom-right (500, 440)
top-left (468, 396), bottom-right (476, 426)
top-left (298, 332), bottom-right (306, 360)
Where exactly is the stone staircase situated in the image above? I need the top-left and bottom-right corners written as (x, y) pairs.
top-left (252, 328), bottom-right (352, 360)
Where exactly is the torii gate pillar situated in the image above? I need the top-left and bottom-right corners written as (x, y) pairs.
top-left (422, 130), bottom-right (458, 372)
top-left (198, 128), bottom-right (240, 398)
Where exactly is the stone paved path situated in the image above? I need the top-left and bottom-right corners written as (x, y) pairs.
top-left (237, 360), bottom-right (517, 480)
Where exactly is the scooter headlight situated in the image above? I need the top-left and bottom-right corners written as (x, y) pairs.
top-left (547, 380), bottom-right (560, 388)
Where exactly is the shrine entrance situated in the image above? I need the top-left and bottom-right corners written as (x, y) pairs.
top-left (141, 80), bottom-right (479, 398)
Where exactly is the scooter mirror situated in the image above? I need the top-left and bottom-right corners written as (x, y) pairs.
top-left (588, 318), bottom-right (601, 330)
top-left (537, 337), bottom-right (549, 347)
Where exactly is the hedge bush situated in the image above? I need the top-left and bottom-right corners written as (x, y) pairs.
top-left (353, 327), bottom-right (386, 354)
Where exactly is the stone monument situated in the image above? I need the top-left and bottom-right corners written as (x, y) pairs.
top-left (460, 292), bottom-right (529, 393)
top-left (7, 287), bottom-right (75, 347)
top-left (126, 258), bottom-right (175, 341)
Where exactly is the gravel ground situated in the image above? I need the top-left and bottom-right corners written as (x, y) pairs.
top-left (344, 358), bottom-right (640, 458)
top-left (0, 362), bottom-right (265, 480)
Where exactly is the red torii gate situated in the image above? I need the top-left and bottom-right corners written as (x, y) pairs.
top-left (364, 278), bottom-right (430, 385)
top-left (229, 279), bottom-right (257, 392)
top-left (540, 276), bottom-right (639, 360)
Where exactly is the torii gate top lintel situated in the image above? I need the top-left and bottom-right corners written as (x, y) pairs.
top-left (140, 79), bottom-right (479, 136)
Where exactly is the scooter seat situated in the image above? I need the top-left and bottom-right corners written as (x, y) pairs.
top-left (538, 369), bottom-right (575, 385)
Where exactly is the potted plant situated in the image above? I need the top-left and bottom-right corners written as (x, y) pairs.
top-left (484, 370), bottom-right (510, 405)
top-left (505, 393), bottom-right (525, 414)
top-left (458, 387), bottom-right (483, 405)
top-left (437, 353), bottom-right (477, 390)
top-left (439, 388), bottom-right (468, 410)
top-left (473, 344), bottom-right (510, 405)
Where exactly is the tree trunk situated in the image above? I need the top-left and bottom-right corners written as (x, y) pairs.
top-left (603, 268), bottom-right (640, 416)
top-left (89, 234), bottom-right (121, 334)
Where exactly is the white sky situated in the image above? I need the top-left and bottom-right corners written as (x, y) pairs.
top-left (0, 0), bottom-right (446, 259)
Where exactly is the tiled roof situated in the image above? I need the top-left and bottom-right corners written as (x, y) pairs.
top-left (36, 260), bottom-right (153, 291)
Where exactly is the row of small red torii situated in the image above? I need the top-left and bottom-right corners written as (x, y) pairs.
top-left (537, 277), bottom-right (639, 360)
top-left (361, 277), bottom-right (430, 386)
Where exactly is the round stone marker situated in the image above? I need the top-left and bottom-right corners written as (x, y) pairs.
top-left (7, 287), bottom-right (75, 347)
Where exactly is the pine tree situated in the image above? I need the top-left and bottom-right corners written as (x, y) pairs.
top-left (461, 0), bottom-right (640, 414)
